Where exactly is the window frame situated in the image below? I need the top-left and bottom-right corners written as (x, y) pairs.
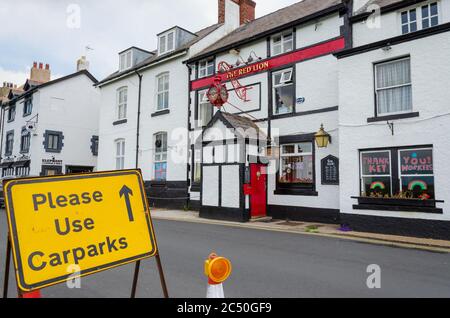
top-left (116, 86), bottom-right (128, 120)
top-left (115, 139), bottom-right (125, 170)
top-left (271, 31), bottom-right (294, 56)
top-left (275, 136), bottom-right (317, 196)
top-left (20, 127), bottom-right (31, 153)
top-left (119, 51), bottom-right (133, 71)
top-left (44, 131), bottom-right (63, 153)
top-left (158, 30), bottom-right (176, 55)
top-left (196, 89), bottom-right (214, 128)
top-left (7, 105), bottom-right (16, 122)
top-left (272, 67), bottom-right (295, 116)
top-left (359, 145), bottom-right (436, 202)
top-left (5, 131), bottom-right (14, 156)
top-left (156, 73), bottom-right (170, 111)
top-left (154, 132), bottom-right (168, 181)
top-left (400, 1), bottom-right (440, 34)
top-left (360, 149), bottom-right (393, 197)
top-left (398, 147), bottom-right (435, 197)
top-left (23, 97), bottom-right (33, 117)
top-left (374, 57), bottom-right (413, 117)
top-left (421, 2), bottom-right (439, 29)
top-left (198, 59), bottom-right (215, 79)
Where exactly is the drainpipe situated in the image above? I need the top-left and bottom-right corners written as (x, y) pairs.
top-left (0, 102), bottom-right (5, 162)
top-left (131, 69), bottom-right (143, 299)
top-left (134, 70), bottom-right (143, 169)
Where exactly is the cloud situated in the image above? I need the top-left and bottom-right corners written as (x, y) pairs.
top-left (0, 0), bottom-right (301, 82)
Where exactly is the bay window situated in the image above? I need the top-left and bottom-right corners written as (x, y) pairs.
top-left (156, 73), bottom-right (170, 111)
top-left (375, 58), bottom-right (412, 116)
top-left (272, 68), bottom-right (294, 115)
top-left (196, 90), bottom-right (213, 128)
top-left (154, 132), bottom-right (167, 181)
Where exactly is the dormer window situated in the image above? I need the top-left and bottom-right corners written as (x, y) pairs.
top-left (159, 31), bottom-right (175, 55)
top-left (119, 51), bottom-right (132, 71)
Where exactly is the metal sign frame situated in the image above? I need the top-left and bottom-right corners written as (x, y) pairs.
top-left (2, 169), bottom-right (168, 298)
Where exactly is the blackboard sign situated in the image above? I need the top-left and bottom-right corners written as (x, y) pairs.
top-left (321, 155), bottom-right (339, 185)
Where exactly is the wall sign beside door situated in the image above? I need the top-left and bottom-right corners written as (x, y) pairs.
top-left (321, 155), bottom-right (339, 185)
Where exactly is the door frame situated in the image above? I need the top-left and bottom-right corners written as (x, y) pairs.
top-left (248, 163), bottom-right (268, 218)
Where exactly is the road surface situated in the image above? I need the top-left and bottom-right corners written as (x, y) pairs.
top-left (1, 211), bottom-right (450, 298)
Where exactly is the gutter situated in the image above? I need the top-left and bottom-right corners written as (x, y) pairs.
top-left (134, 70), bottom-right (143, 168)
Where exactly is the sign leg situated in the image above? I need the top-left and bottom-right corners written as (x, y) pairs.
top-left (130, 261), bottom-right (141, 298)
top-left (2, 235), bottom-right (11, 299)
top-left (156, 254), bottom-right (169, 298)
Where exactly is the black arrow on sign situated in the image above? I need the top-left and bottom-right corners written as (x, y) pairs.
top-left (119, 185), bottom-right (134, 222)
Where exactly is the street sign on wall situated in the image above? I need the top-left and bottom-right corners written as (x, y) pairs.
top-left (4, 170), bottom-right (157, 292)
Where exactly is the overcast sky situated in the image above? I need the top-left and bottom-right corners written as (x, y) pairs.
top-left (0, 0), bottom-right (302, 85)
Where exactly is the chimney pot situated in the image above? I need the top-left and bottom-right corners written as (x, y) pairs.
top-left (33, 62), bottom-right (37, 68)
top-left (39, 63), bottom-right (43, 69)
top-left (45, 64), bottom-right (50, 70)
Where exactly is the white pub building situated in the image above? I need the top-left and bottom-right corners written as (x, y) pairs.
top-left (95, 0), bottom-right (450, 239)
top-left (0, 61), bottom-right (100, 178)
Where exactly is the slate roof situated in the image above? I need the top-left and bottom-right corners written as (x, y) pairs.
top-left (188, 0), bottom-right (344, 62)
top-left (209, 112), bottom-right (267, 140)
top-left (96, 23), bottom-right (223, 86)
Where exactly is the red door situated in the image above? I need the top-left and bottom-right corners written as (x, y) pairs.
top-left (249, 164), bottom-right (267, 218)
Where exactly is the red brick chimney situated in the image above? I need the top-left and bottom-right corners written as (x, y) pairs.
top-left (218, 0), bottom-right (256, 25)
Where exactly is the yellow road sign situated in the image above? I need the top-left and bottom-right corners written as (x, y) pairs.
top-left (4, 170), bottom-right (157, 292)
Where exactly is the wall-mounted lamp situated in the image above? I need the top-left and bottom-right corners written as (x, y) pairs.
top-left (247, 51), bottom-right (262, 64)
top-left (315, 124), bottom-right (331, 148)
top-left (381, 44), bottom-right (392, 52)
top-left (235, 55), bottom-right (246, 67)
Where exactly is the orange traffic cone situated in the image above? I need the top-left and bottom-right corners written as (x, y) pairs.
top-left (204, 253), bottom-right (232, 299)
top-left (19, 290), bottom-right (42, 298)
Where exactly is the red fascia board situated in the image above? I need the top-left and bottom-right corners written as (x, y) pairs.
top-left (191, 37), bottom-right (345, 91)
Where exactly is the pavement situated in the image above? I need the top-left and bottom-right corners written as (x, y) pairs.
top-left (2, 209), bottom-right (450, 298)
top-left (151, 209), bottom-right (450, 253)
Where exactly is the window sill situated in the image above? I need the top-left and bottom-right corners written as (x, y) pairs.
top-left (352, 196), bottom-right (444, 214)
top-left (45, 149), bottom-right (62, 154)
top-left (113, 119), bottom-right (128, 126)
top-left (274, 188), bottom-right (318, 196)
top-left (151, 109), bottom-right (170, 117)
top-left (367, 112), bottom-right (419, 123)
top-left (7, 120), bottom-right (15, 123)
top-left (23, 113), bottom-right (32, 118)
top-left (271, 112), bottom-right (295, 120)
